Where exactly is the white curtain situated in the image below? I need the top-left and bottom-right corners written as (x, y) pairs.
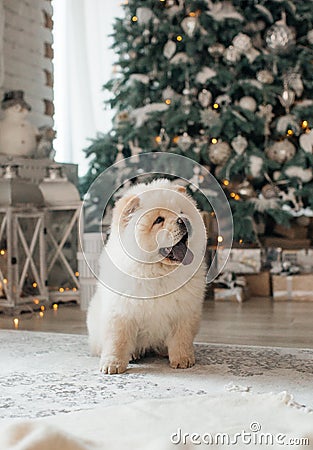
top-left (52, 0), bottom-right (122, 176)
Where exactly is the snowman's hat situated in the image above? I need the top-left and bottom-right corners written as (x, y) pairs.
top-left (1, 90), bottom-right (31, 111)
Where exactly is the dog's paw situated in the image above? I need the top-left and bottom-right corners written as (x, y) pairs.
top-left (169, 353), bottom-right (195, 369)
top-left (99, 357), bottom-right (128, 374)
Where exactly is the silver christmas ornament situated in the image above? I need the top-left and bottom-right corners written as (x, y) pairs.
top-left (265, 16), bottom-right (296, 54)
top-left (163, 40), bottom-right (176, 59)
top-left (238, 96), bottom-right (257, 112)
top-left (278, 87), bottom-right (295, 113)
top-left (232, 33), bottom-right (251, 52)
top-left (181, 16), bottom-right (198, 37)
top-left (256, 70), bottom-right (274, 84)
top-left (266, 140), bottom-right (296, 164)
top-left (299, 129), bottom-right (313, 153)
top-left (224, 45), bottom-right (241, 64)
top-left (177, 132), bottom-right (193, 151)
top-left (208, 141), bottom-right (231, 165)
top-left (198, 89), bottom-right (212, 108)
top-left (286, 72), bottom-right (304, 97)
top-left (162, 86), bottom-right (176, 101)
top-left (231, 135), bottom-right (248, 155)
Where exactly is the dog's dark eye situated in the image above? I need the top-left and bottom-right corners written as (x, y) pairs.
top-left (153, 216), bottom-right (164, 225)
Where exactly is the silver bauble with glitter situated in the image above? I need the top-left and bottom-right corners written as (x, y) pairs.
top-left (208, 141), bottom-right (231, 165)
top-left (266, 140), bottom-right (296, 164)
top-left (265, 20), bottom-right (296, 54)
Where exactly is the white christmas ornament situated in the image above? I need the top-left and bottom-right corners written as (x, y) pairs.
top-left (205, 1), bottom-right (244, 22)
top-left (279, 87), bottom-right (295, 113)
top-left (162, 86), bottom-right (176, 101)
top-left (195, 67), bottom-right (217, 84)
top-left (238, 96), bottom-right (257, 112)
top-left (163, 40), bottom-right (176, 59)
top-left (232, 33), bottom-right (259, 63)
top-left (284, 166), bottom-right (313, 183)
top-left (129, 74), bottom-right (150, 85)
top-left (0, 91), bottom-right (38, 157)
top-left (170, 52), bottom-right (189, 64)
top-left (265, 14), bottom-right (296, 54)
top-left (136, 7), bottom-right (154, 25)
top-left (181, 16), bottom-right (198, 37)
top-left (177, 132), bottom-right (193, 151)
top-left (231, 135), bottom-right (248, 155)
top-left (130, 103), bottom-right (169, 127)
top-left (249, 155), bottom-right (264, 178)
top-left (198, 89), bottom-right (212, 108)
top-left (299, 130), bottom-right (313, 153)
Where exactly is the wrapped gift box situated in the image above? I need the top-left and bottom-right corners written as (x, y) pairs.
top-left (217, 248), bottom-right (262, 274)
top-left (244, 271), bottom-right (271, 297)
top-left (282, 249), bottom-right (313, 273)
top-left (272, 274), bottom-right (313, 301)
top-left (214, 286), bottom-right (245, 303)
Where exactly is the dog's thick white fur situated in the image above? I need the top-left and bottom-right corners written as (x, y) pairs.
top-left (87, 179), bottom-right (207, 374)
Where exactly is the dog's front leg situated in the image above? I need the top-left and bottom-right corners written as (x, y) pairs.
top-left (167, 324), bottom-right (196, 369)
top-left (100, 318), bottom-right (136, 374)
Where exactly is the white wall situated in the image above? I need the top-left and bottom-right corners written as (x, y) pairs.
top-left (0, 0), bottom-right (54, 127)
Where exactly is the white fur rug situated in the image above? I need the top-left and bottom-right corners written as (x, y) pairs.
top-left (1, 331), bottom-right (313, 449)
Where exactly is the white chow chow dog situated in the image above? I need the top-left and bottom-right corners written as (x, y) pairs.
top-left (87, 179), bottom-right (207, 374)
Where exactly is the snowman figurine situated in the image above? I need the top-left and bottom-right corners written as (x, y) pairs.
top-left (0, 90), bottom-right (38, 157)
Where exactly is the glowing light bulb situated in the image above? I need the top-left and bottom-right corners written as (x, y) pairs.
top-left (131, 16), bottom-right (138, 22)
top-left (40, 305), bottom-right (45, 311)
top-left (302, 120), bottom-right (308, 128)
top-left (239, 239), bottom-right (243, 244)
top-left (33, 298), bottom-right (40, 305)
top-left (155, 136), bottom-right (162, 143)
top-left (173, 136), bottom-right (179, 144)
top-left (213, 103), bottom-right (219, 109)
top-left (287, 129), bottom-right (293, 136)
top-left (3, 278), bottom-right (7, 284)
top-left (32, 282), bottom-right (37, 288)
top-left (53, 303), bottom-right (58, 311)
top-left (189, 12), bottom-right (196, 17)
top-left (0, 249), bottom-right (5, 255)
top-left (234, 194), bottom-right (240, 200)
top-left (75, 272), bottom-right (80, 277)
top-left (217, 236), bottom-right (223, 243)
top-left (223, 179), bottom-right (229, 186)
top-left (211, 138), bottom-right (218, 144)
top-left (176, 35), bottom-right (183, 42)
top-left (59, 287), bottom-right (65, 293)
top-left (165, 98), bottom-right (171, 105)
top-left (13, 318), bottom-right (19, 329)
top-left (72, 287), bottom-right (77, 292)
top-left (39, 311), bottom-right (44, 318)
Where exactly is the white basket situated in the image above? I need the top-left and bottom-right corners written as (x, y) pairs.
top-left (80, 277), bottom-right (97, 311)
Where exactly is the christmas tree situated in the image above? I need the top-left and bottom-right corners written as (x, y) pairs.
top-left (82, 0), bottom-right (313, 243)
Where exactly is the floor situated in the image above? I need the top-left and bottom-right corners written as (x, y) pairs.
top-left (1, 297), bottom-right (313, 349)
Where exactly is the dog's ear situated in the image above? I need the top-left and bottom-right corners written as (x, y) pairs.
top-left (113, 195), bottom-right (140, 228)
top-left (172, 185), bottom-right (186, 194)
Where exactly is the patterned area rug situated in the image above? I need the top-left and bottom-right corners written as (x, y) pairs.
top-left (1, 330), bottom-right (313, 419)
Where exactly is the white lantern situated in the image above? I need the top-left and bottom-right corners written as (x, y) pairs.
top-left (0, 165), bottom-right (48, 309)
top-left (39, 166), bottom-right (82, 304)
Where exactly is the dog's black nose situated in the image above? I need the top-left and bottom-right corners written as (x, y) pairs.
top-left (177, 217), bottom-right (184, 225)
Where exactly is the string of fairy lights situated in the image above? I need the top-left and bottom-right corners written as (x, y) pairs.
top-left (0, 247), bottom-right (80, 328)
